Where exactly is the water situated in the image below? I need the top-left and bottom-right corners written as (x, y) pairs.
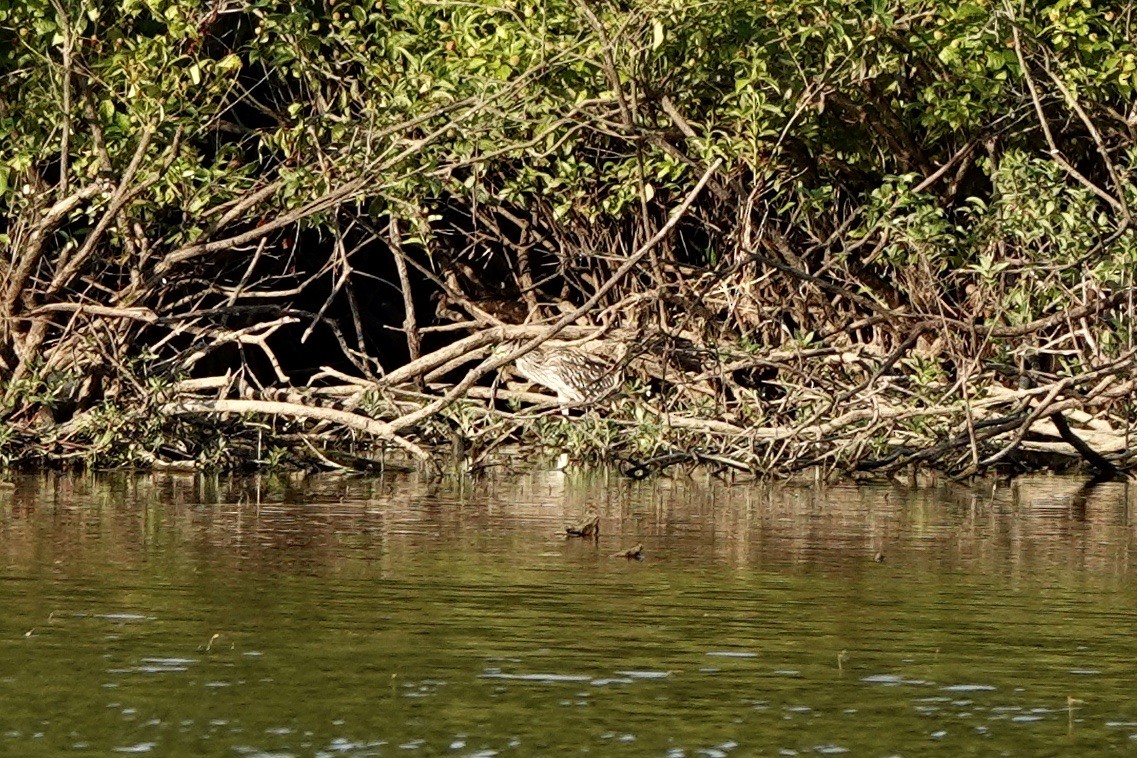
top-left (0, 472), bottom-right (1135, 755)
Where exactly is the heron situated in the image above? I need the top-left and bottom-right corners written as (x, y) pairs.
top-left (497, 339), bottom-right (622, 404)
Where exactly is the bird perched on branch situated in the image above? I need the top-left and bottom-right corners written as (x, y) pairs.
top-left (498, 339), bottom-right (623, 404)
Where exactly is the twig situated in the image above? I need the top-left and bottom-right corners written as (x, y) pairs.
top-left (389, 217), bottom-right (421, 364)
top-left (380, 159), bottom-right (723, 436)
top-left (166, 398), bottom-right (430, 461)
top-left (1008, 7), bottom-right (1125, 213)
top-left (49, 0), bottom-right (73, 199)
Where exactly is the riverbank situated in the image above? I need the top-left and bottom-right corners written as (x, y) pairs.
top-left (8, 319), bottom-right (1132, 480)
top-left (2, 1), bottom-right (1134, 478)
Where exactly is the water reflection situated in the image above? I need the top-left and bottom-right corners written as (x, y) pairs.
top-left (0, 471), bottom-right (1134, 755)
top-left (2, 471), bottom-right (1133, 578)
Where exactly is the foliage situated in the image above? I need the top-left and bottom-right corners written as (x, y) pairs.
top-left (0, 0), bottom-right (1135, 474)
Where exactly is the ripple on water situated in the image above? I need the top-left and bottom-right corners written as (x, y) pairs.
top-left (146, 658), bottom-right (195, 666)
top-left (140, 657), bottom-right (196, 670)
top-left (861, 674), bottom-right (929, 686)
top-left (611, 671), bottom-right (665, 681)
top-left (480, 670), bottom-right (592, 683)
top-left (317, 737), bottom-right (387, 754)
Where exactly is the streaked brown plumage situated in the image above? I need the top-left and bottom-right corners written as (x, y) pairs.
top-left (500, 340), bottom-right (622, 403)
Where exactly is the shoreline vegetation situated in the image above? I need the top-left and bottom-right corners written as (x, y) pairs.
top-left (1, 1), bottom-right (1136, 479)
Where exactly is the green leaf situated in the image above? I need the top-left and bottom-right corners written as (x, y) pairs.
top-left (217, 54), bottom-right (241, 73)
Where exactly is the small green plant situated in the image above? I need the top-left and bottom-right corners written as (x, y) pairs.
top-left (901, 355), bottom-right (947, 392)
top-left (263, 447), bottom-right (288, 469)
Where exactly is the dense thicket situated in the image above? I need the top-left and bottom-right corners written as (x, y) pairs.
top-left (1, 0), bottom-right (1135, 476)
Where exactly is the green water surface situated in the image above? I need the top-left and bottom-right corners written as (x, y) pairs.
top-left (0, 472), bottom-right (1134, 755)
